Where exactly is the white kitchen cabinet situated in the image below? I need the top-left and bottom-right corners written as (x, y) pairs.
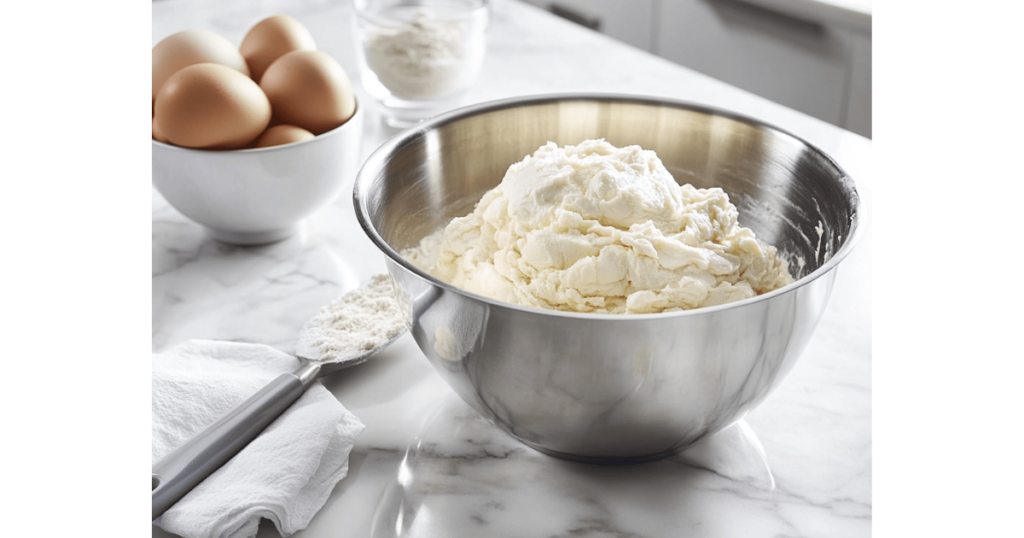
top-left (656, 0), bottom-right (871, 137)
top-left (841, 25), bottom-right (872, 138)
top-left (515, 0), bottom-right (655, 52)
top-left (515, 0), bottom-right (872, 138)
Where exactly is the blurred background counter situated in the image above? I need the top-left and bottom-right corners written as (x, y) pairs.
top-left (152, 0), bottom-right (871, 536)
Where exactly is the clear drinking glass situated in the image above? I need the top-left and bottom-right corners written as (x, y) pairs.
top-left (353, 0), bottom-right (489, 128)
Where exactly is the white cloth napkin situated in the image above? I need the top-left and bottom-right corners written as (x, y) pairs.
top-left (152, 340), bottom-right (365, 538)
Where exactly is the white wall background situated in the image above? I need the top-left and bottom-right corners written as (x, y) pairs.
top-left (517, 0), bottom-right (872, 138)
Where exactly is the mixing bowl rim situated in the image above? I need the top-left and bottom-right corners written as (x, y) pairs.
top-left (354, 92), bottom-right (861, 320)
top-left (151, 97), bottom-right (362, 154)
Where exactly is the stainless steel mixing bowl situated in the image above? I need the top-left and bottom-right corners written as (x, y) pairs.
top-left (354, 94), bottom-right (860, 463)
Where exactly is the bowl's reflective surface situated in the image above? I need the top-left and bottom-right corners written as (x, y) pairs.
top-left (355, 94), bottom-right (860, 462)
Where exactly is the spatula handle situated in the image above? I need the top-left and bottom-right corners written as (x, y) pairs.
top-left (151, 367), bottom-right (315, 520)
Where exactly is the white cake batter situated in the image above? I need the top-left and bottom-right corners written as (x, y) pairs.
top-left (403, 140), bottom-right (794, 314)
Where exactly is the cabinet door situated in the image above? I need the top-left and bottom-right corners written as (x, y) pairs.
top-left (518, 0), bottom-right (655, 52)
top-left (657, 0), bottom-right (849, 126)
top-left (841, 26), bottom-right (871, 138)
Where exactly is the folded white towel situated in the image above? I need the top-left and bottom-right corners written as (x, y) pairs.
top-left (152, 340), bottom-right (365, 538)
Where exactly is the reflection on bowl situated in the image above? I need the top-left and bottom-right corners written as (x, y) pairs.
top-left (152, 100), bottom-right (363, 245)
top-left (354, 94), bottom-right (860, 462)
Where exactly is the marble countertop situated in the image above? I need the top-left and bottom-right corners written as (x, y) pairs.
top-left (152, 0), bottom-right (872, 536)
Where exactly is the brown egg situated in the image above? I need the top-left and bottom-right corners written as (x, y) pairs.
top-left (152, 30), bottom-right (250, 101)
top-left (252, 125), bottom-right (316, 148)
top-left (259, 50), bottom-right (355, 135)
top-left (240, 15), bottom-right (317, 83)
top-left (154, 63), bottom-right (271, 150)
top-left (152, 117), bottom-right (168, 142)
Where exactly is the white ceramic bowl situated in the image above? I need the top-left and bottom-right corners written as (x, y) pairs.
top-left (152, 100), bottom-right (364, 245)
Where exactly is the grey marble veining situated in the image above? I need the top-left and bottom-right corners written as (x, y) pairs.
top-left (152, 0), bottom-right (872, 536)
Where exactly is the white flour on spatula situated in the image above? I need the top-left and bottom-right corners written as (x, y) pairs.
top-left (296, 274), bottom-right (409, 363)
